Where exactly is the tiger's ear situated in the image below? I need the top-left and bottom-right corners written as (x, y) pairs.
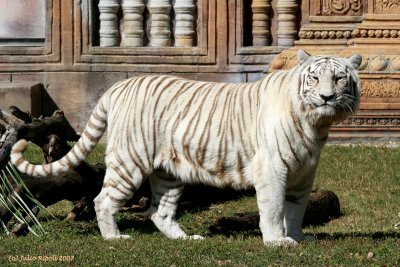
top-left (297, 49), bottom-right (310, 64)
top-left (347, 54), bottom-right (362, 69)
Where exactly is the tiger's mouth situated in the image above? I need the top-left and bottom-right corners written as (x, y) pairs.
top-left (315, 104), bottom-right (337, 114)
top-left (316, 102), bottom-right (336, 108)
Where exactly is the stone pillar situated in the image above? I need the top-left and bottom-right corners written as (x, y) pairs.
top-left (98, 0), bottom-right (120, 47)
top-left (121, 0), bottom-right (145, 47)
top-left (148, 0), bottom-right (172, 47)
top-left (251, 0), bottom-right (271, 46)
top-left (276, 0), bottom-right (298, 46)
top-left (174, 0), bottom-right (197, 47)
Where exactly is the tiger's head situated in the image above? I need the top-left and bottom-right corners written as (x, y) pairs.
top-left (295, 50), bottom-right (362, 126)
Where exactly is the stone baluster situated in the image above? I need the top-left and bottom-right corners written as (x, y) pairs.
top-left (99, 0), bottom-right (120, 47)
top-left (148, 0), bottom-right (172, 47)
top-left (174, 0), bottom-right (197, 47)
top-left (122, 0), bottom-right (145, 47)
top-left (251, 0), bottom-right (271, 46)
top-left (276, 0), bottom-right (298, 46)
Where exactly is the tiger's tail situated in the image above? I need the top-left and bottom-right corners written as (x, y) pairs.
top-left (10, 97), bottom-right (108, 177)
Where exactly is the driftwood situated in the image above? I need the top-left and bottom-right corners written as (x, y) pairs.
top-left (0, 106), bottom-right (104, 235)
top-left (0, 106), bottom-right (342, 236)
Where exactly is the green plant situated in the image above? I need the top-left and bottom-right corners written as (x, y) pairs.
top-left (0, 163), bottom-right (50, 236)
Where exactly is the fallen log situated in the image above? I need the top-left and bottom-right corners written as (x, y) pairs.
top-left (0, 107), bottom-right (103, 235)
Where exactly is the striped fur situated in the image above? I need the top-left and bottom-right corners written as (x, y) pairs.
top-left (11, 50), bottom-right (361, 246)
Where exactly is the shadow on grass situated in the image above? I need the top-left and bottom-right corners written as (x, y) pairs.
top-left (130, 181), bottom-right (255, 215)
top-left (118, 219), bottom-right (158, 235)
top-left (206, 229), bottom-right (400, 242)
top-left (314, 231), bottom-right (400, 240)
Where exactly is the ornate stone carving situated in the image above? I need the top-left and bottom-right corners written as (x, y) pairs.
top-left (391, 56), bottom-right (400, 70)
top-left (268, 53), bottom-right (297, 72)
top-left (361, 80), bottom-right (400, 98)
top-left (375, 0), bottom-right (400, 14)
top-left (299, 30), bottom-right (352, 39)
top-left (314, 0), bottom-right (362, 16)
top-left (344, 55), bottom-right (400, 72)
top-left (148, 0), bottom-right (172, 47)
top-left (276, 0), bottom-right (298, 46)
top-left (337, 117), bottom-right (400, 126)
top-left (271, 52), bottom-right (400, 74)
top-left (174, 0), bottom-right (197, 47)
top-left (121, 0), bottom-right (145, 47)
top-left (370, 56), bottom-right (389, 71)
top-left (352, 29), bottom-right (400, 38)
top-left (251, 0), bottom-right (272, 46)
top-left (98, 0), bottom-right (121, 47)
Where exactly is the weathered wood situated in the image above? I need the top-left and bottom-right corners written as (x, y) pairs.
top-left (9, 105), bottom-right (32, 123)
top-left (0, 107), bottom-right (103, 235)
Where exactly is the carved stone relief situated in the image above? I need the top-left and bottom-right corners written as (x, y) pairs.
top-left (337, 117), bottom-right (400, 126)
top-left (361, 80), bottom-right (400, 97)
top-left (312, 0), bottom-right (363, 16)
top-left (299, 30), bottom-right (353, 39)
top-left (352, 29), bottom-right (400, 38)
top-left (375, 0), bottom-right (400, 14)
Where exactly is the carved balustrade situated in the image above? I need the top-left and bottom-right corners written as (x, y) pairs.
top-left (98, 0), bottom-right (200, 47)
top-left (98, 0), bottom-right (120, 46)
top-left (96, 0), bottom-right (301, 48)
top-left (276, 0), bottom-right (298, 46)
top-left (174, 0), bottom-right (197, 47)
top-left (121, 0), bottom-right (145, 47)
top-left (251, 0), bottom-right (272, 46)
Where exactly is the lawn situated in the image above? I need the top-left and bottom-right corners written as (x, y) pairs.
top-left (0, 145), bottom-right (399, 266)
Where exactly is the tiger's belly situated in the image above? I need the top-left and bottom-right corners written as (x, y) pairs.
top-left (154, 147), bottom-right (255, 190)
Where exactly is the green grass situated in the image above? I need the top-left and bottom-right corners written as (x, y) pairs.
top-left (1, 145), bottom-right (399, 266)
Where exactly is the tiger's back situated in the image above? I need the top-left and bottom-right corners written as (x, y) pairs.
top-left (105, 75), bottom-right (262, 189)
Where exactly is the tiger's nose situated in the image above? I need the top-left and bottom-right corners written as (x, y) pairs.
top-left (320, 93), bottom-right (336, 103)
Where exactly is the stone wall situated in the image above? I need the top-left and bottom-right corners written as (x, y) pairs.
top-left (270, 0), bottom-right (400, 141)
top-left (0, 0), bottom-right (399, 141)
top-left (0, 0), bottom-right (292, 131)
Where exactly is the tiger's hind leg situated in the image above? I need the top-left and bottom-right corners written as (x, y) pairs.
top-left (94, 163), bottom-right (144, 240)
top-left (148, 171), bottom-right (203, 240)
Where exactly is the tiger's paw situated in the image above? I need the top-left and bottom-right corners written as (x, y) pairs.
top-left (288, 233), bottom-right (316, 242)
top-left (183, 235), bottom-right (205, 240)
top-left (104, 234), bottom-right (131, 240)
top-left (264, 237), bottom-right (298, 247)
top-left (189, 235), bottom-right (205, 240)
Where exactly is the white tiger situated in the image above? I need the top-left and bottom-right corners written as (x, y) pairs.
top-left (11, 50), bottom-right (361, 246)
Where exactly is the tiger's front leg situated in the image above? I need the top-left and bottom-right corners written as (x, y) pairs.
top-left (284, 186), bottom-right (313, 241)
top-left (253, 154), bottom-right (298, 247)
top-left (284, 171), bottom-right (316, 242)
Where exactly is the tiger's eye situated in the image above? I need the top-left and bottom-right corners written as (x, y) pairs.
top-left (336, 76), bottom-right (346, 83)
